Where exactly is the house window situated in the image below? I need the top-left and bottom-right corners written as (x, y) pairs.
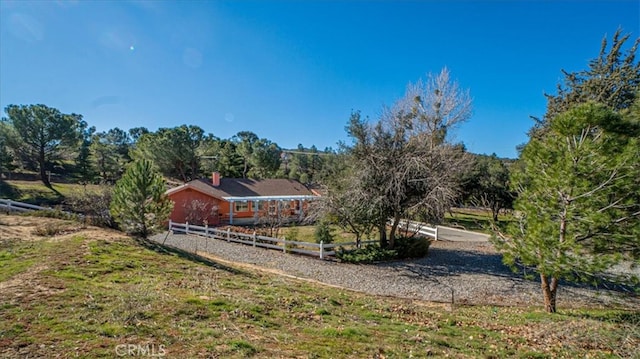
top-left (235, 201), bottom-right (249, 212)
top-left (268, 201), bottom-right (278, 215)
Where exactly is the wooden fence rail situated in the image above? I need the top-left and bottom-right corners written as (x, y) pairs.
top-left (168, 220), bottom-right (377, 260)
top-left (0, 199), bottom-right (51, 213)
top-left (396, 219), bottom-right (438, 240)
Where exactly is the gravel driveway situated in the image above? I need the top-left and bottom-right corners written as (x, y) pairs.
top-left (149, 232), bottom-right (639, 309)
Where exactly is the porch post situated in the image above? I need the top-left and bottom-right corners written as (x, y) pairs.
top-left (253, 200), bottom-right (259, 223)
top-left (299, 199), bottom-right (304, 220)
top-left (229, 200), bottom-right (234, 225)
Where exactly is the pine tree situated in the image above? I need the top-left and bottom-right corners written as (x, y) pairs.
top-left (0, 125), bottom-right (16, 174)
top-left (75, 126), bottom-right (96, 183)
top-left (2, 104), bottom-right (85, 187)
top-left (110, 159), bottom-right (173, 237)
top-left (533, 29), bottom-right (639, 137)
top-left (494, 103), bottom-right (640, 313)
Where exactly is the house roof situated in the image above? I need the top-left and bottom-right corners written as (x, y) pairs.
top-left (166, 177), bottom-right (318, 201)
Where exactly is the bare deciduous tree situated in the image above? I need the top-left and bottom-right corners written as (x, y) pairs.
top-left (255, 200), bottom-right (295, 238)
top-left (335, 68), bottom-right (473, 248)
top-left (398, 67), bottom-right (472, 144)
top-left (183, 199), bottom-right (218, 226)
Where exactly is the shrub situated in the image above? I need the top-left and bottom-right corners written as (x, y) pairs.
top-left (394, 236), bottom-right (432, 259)
top-left (32, 222), bottom-right (81, 236)
top-left (336, 237), bottom-right (431, 263)
top-left (228, 340), bottom-right (257, 356)
top-left (336, 244), bottom-right (397, 263)
top-left (284, 226), bottom-right (299, 241)
top-left (65, 186), bottom-right (115, 228)
top-left (314, 222), bottom-right (334, 244)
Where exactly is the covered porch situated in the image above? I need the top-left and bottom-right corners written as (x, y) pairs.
top-left (222, 194), bottom-right (318, 225)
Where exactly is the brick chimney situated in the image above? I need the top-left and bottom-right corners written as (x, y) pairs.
top-left (212, 172), bottom-right (220, 187)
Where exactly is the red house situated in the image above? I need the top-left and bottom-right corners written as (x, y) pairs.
top-left (166, 172), bottom-right (319, 226)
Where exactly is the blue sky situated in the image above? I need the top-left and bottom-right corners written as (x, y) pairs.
top-left (1, 0), bottom-right (638, 158)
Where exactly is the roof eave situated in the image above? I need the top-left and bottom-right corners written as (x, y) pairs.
top-left (222, 195), bottom-right (319, 202)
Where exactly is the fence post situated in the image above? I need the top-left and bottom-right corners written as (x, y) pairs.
top-left (205, 224), bottom-right (209, 236)
top-left (283, 238), bottom-right (286, 253)
top-left (435, 226), bottom-right (438, 241)
top-left (253, 231), bottom-right (257, 247)
top-left (320, 240), bottom-right (324, 260)
top-left (168, 220), bottom-right (172, 231)
top-left (186, 222), bottom-right (190, 234)
top-left (227, 228), bottom-right (230, 242)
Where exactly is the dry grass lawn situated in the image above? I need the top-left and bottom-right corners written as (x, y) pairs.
top-left (1, 214), bottom-right (638, 358)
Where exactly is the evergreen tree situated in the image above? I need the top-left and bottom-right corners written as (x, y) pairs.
top-left (534, 29), bottom-right (639, 136)
top-left (249, 138), bottom-right (281, 179)
top-left (0, 123), bottom-right (16, 174)
top-left (91, 128), bottom-right (132, 183)
top-left (75, 126), bottom-right (96, 183)
top-left (461, 154), bottom-right (514, 221)
top-left (132, 125), bottom-right (206, 182)
top-left (494, 103), bottom-right (640, 313)
top-left (110, 159), bottom-right (173, 237)
top-left (2, 104), bottom-right (84, 187)
top-left (233, 131), bottom-right (259, 178)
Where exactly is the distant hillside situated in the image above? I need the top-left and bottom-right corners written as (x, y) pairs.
top-left (0, 180), bottom-right (102, 206)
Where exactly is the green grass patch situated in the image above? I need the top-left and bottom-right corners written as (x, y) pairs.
top-left (0, 240), bottom-right (39, 281)
top-left (321, 326), bottom-right (368, 339)
top-left (444, 207), bottom-right (515, 234)
top-left (2, 180), bottom-right (104, 206)
top-left (278, 225), bottom-right (372, 244)
top-left (228, 339), bottom-right (258, 355)
top-left (0, 251), bottom-right (35, 282)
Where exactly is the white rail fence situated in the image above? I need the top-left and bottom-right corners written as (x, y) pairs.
top-left (396, 219), bottom-right (438, 240)
top-left (0, 199), bottom-right (51, 213)
top-left (168, 220), bottom-right (377, 260)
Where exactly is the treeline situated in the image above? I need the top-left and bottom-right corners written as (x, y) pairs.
top-left (0, 116), bottom-right (342, 187)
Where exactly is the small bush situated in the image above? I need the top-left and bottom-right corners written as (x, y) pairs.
top-left (284, 226), bottom-right (299, 241)
top-left (314, 222), bottom-right (334, 244)
top-left (65, 187), bottom-right (115, 228)
top-left (32, 222), bottom-right (80, 236)
top-left (229, 340), bottom-right (258, 356)
top-left (336, 244), bottom-right (397, 263)
top-left (394, 236), bottom-right (431, 259)
top-left (336, 237), bottom-right (431, 263)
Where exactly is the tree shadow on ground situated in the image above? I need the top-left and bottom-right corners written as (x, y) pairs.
top-left (377, 246), bottom-right (517, 278)
top-left (138, 236), bottom-right (252, 277)
top-left (376, 245), bottom-right (639, 295)
top-left (0, 179), bottom-right (21, 199)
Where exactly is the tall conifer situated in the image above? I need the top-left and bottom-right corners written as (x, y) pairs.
top-left (110, 159), bottom-right (173, 237)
